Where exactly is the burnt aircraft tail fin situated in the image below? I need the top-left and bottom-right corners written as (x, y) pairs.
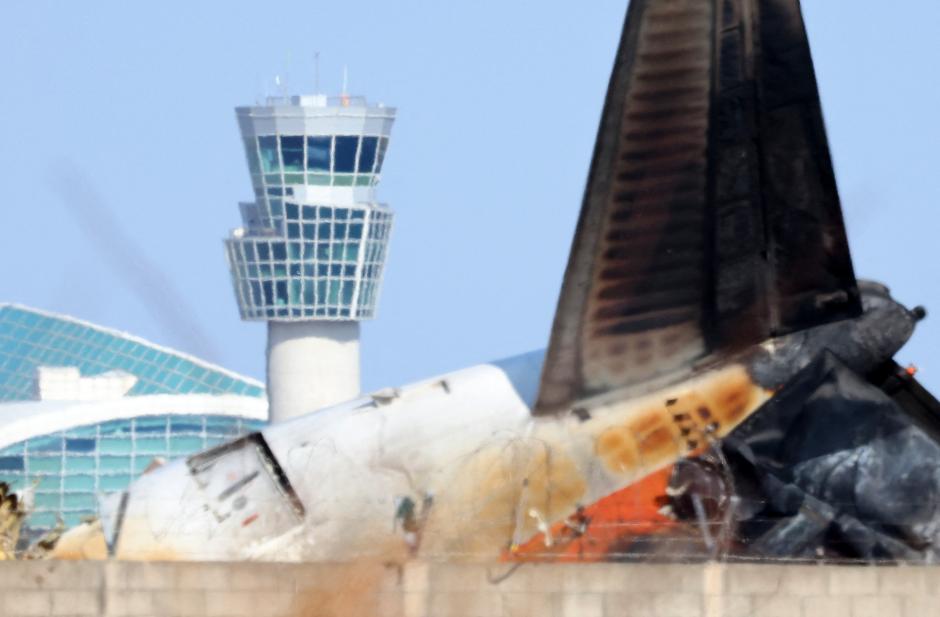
top-left (535, 0), bottom-right (860, 415)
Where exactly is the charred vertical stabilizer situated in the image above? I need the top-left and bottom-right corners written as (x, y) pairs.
top-left (536, 0), bottom-right (859, 414)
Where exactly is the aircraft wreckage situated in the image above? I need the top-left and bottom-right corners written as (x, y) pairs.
top-left (109, 0), bottom-right (939, 564)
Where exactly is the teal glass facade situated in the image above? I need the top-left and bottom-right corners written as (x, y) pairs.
top-left (0, 414), bottom-right (264, 531)
top-left (0, 305), bottom-right (265, 402)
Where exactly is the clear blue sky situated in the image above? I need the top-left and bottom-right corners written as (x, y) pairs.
top-left (1, 1), bottom-right (939, 392)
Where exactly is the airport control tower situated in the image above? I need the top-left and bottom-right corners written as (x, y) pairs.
top-left (225, 94), bottom-right (395, 422)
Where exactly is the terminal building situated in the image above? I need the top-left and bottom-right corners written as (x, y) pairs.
top-left (225, 93), bottom-right (396, 421)
top-left (0, 304), bottom-right (266, 532)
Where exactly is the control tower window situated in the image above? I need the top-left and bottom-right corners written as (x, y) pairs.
top-left (358, 137), bottom-right (378, 174)
top-left (334, 136), bottom-right (359, 173)
top-left (243, 137), bottom-right (261, 175)
top-left (280, 136), bottom-right (304, 172)
top-left (258, 136), bottom-right (280, 173)
top-left (375, 137), bottom-right (389, 174)
top-left (306, 136), bottom-right (331, 172)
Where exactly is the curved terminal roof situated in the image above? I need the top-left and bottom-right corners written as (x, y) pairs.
top-left (0, 304), bottom-right (265, 402)
top-left (0, 393), bottom-right (267, 452)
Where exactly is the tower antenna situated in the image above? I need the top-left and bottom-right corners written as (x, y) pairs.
top-left (342, 65), bottom-right (348, 96)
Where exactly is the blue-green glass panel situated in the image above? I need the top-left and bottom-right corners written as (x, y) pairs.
top-left (29, 512), bottom-right (57, 529)
top-left (375, 137), bottom-right (389, 173)
top-left (30, 437), bottom-right (62, 453)
top-left (341, 281), bottom-right (355, 306)
top-left (135, 416), bottom-right (167, 432)
top-left (99, 439), bottom-right (132, 454)
top-left (169, 436), bottom-right (204, 454)
top-left (334, 136), bottom-right (358, 173)
top-left (34, 493), bottom-right (60, 509)
top-left (250, 281), bottom-right (263, 305)
top-left (65, 438), bottom-right (95, 453)
top-left (243, 137), bottom-right (261, 174)
top-left (29, 475), bottom-right (56, 490)
top-left (100, 475), bottom-right (132, 492)
top-left (135, 438), bottom-right (167, 454)
top-left (306, 136), bottom-right (331, 172)
top-left (64, 475), bottom-right (95, 491)
top-left (170, 418), bottom-right (203, 432)
top-left (99, 456), bottom-right (131, 472)
top-left (333, 174), bottom-right (354, 186)
top-left (279, 136), bottom-right (304, 172)
top-left (30, 456), bottom-right (61, 473)
top-left (328, 280), bottom-right (341, 305)
top-left (258, 136), bottom-right (280, 173)
top-left (358, 136), bottom-right (378, 173)
top-left (0, 456), bottom-right (24, 471)
top-left (65, 457), bottom-right (95, 472)
top-left (63, 493), bottom-right (96, 510)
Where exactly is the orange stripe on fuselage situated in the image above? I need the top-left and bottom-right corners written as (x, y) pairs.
top-left (507, 466), bottom-right (675, 562)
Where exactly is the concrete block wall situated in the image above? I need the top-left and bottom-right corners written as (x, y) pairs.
top-left (1, 560), bottom-right (938, 617)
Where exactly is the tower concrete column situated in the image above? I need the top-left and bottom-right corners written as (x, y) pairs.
top-left (265, 321), bottom-right (360, 422)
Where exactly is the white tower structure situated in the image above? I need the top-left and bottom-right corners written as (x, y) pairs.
top-left (225, 94), bottom-right (396, 422)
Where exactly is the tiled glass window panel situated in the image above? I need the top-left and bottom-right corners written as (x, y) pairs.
top-left (0, 306), bottom-right (264, 401)
top-left (226, 204), bottom-right (393, 321)
top-left (0, 414), bottom-right (265, 532)
top-left (238, 133), bottom-right (390, 232)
